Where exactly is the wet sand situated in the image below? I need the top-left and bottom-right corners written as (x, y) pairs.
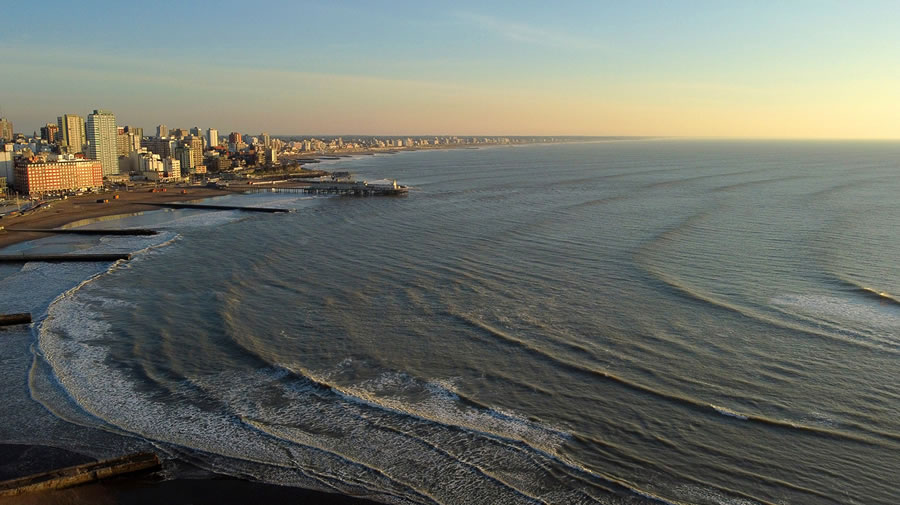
top-left (0, 187), bottom-right (232, 250)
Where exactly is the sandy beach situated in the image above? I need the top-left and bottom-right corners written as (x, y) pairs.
top-left (0, 187), bottom-right (234, 250)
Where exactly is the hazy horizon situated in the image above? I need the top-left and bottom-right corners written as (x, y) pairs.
top-left (3, 1), bottom-right (899, 138)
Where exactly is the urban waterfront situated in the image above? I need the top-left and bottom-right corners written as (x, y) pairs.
top-left (1, 140), bottom-right (899, 504)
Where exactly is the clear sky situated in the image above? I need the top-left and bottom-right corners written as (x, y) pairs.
top-left (2, 1), bottom-right (898, 137)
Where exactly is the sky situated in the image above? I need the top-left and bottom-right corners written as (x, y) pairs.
top-left (2, 1), bottom-right (899, 138)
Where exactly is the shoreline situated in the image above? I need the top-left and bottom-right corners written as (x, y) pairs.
top-left (0, 140), bottom-right (591, 251)
top-left (0, 183), bottom-right (389, 504)
top-left (0, 187), bottom-right (233, 251)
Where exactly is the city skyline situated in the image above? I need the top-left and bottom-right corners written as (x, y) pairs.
top-left (2, 1), bottom-right (899, 138)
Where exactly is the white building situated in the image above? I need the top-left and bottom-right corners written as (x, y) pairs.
top-left (86, 110), bottom-right (118, 176)
top-left (207, 128), bottom-right (218, 148)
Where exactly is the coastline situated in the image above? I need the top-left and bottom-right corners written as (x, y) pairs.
top-left (0, 142), bottom-right (616, 504)
top-left (0, 182), bottom-right (390, 503)
top-left (0, 187), bottom-right (232, 251)
top-left (0, 139), bottom-right (600, 251)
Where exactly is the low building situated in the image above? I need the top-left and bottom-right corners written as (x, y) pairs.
top-left (130, 150), bottom-right (181, 181)
top-left (14, 154), bottom-right (103, 194)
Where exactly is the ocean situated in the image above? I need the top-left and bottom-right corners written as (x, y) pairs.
top-left (1, 139), bottom-right (899, 504)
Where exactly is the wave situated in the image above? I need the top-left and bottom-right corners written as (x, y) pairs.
top-left (642, 168), bottom-right (766, 191)
top-left (769, 294), bottom-right (900, 350)
top-left (275, 364), bottom-right (573, 455)
top-left (833, 276), bottom-right (900, 308)
top-left (448, 310), bottom-right (900, 448)
top-left (710, 405), bottom-right (749, 421)
top-left (637, 250), bottom-right (900, 355)
top-left (709, 174), bottom-right (810, 193)
top-left (805, 175), bottom-right (896, 199)
top-left (39, 281), bottom-right (626, 505)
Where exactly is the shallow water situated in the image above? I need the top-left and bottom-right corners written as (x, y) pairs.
top-left (3, 140), bottom-right (900, 504)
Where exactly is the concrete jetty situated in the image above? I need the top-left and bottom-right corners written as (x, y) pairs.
top-left (6, 228), bottom-right (158, 236)
top-left (0, 452), bottom-right (161, 497)
top-left (138, 202), bottom-right (288, 213)
top-left (0, 253), bottom-right (132, 263)
top-left (0, 313), bottom-right (32, 326)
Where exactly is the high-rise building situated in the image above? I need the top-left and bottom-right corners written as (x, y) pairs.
top-left (175, 145), bottom-right (192, 172)
top-left (156, 124), bottom-right (168, 138)
top-left (124, 126), bottom-right (143, 151)
top-left (207, 128), bottom-right (218, 148)
top-left (86, 109), bottom-right (118, 176)
top-left (228, 132), bottom-right (242, 144)
top-left (0, 118), bottom-right (14, 142)
top-left (190, 126), bottom-right (202, 137)
top-left (40, 123), bottom-right (59, 144)
top-left (57, 114), bottom-right (86, 153)
top-left (189, 136), bottom-right (203, 168)
top-left (260, 132), bottom-right (271, 148)
top-left (116, 127), bottom-right (135, 157)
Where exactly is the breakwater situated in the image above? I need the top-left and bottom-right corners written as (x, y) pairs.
top-left (7, 228), bottom-right (158, 236)
top-left (138, 203), bottom-right (289, 213)
top-left (0, 253), bottom-right (132, 263)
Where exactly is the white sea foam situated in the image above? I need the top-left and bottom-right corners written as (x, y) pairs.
top-left (673, 484), bottom-right (763, 505)
top-left (771, 294), bottom-right (900, 334)
top-left (39, 290), bottom-right (608, 505)
top-left (307, 366), bottom-right (572, 453)
top-left (40, 295), bottom-right (319, 469)
top-left (187, 363), bottom-right (608, 505)
top-left (153, 210), bottom-right (245, 229)
top-left (710, 405), bottom-right (749, 421)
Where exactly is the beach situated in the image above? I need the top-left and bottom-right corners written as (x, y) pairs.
top-left (0, 187), bottom-right (232, 250)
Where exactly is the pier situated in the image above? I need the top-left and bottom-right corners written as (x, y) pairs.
top-left (5, 228), bottom-right (158, 236)
top-left (137, 202), bottom-right (289, 213)
top-left (242, 181), bottom-right (409, 197)
top-left (0, 313), bottom-right (32, 326)
top-left (0, 253), bottom-right (132, 263)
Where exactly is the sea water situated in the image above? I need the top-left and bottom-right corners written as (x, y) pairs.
top-left (3, 140), bottom-right (900, 504)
